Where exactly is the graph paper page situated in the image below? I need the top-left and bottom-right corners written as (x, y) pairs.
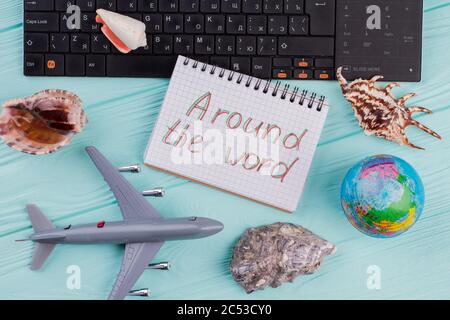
top-left (145, 56), bottom-right (329, 212)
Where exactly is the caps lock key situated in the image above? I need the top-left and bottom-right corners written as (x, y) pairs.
top-left (24, 12), bottom-right (59, 32)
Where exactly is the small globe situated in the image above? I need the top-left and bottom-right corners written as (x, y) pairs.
top-left (341, 155), bottom-right (424, 238)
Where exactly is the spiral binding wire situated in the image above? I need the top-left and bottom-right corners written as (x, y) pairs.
top-left (183, 57), bottom-right (325, 111)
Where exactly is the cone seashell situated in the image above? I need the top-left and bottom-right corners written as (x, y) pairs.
top-left (0, 89), bottom-right (87, 155)
top-left (96, 9), bottom-right (147, 54)
top-left (230, 223), bottom-right (336, 293)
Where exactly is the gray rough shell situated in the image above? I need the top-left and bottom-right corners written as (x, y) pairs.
top-left (230, 223), bottom-right (336, 293)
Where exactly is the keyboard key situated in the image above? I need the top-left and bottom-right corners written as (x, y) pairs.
top-left (50, 33), bottom-right (70, 52)
top-left (65, 54), bottom-right (85, 76)
top-left (153, 35), bottom-right (173, 53)
top-left (201, 0), bottom-right (220, 12)
top-left (221, 0), bottom-right (240, 13)
top-left (216, 35), bottom-right (235, 54)
top-left (185, 14), bottom-right (204, 33)
top-left (124, 13), bottom-right (142, 21)
top-left (180, 0), bottom-right (199, 12)
top-left (278, 37), bottom-right (334, 56)
top-left (227, 15), bottom-right (246, 34)
top-left (81, 13), bottom-right (100, 32)
top-left (71, 34), bottom-right (90, 53)
top-left (91, 33), bottom-right (111, 52)
top-left (205, 14), bottom-right (225, 33)
top-left (107, 55), bottom-right (178, 77)
top-left (285, 0), bottom-right (303, 13)
top-left (134, 35), bottom-right (153, 53)
top-left (174, 35), bottom-right (194, 54)
top-left (24, 33), bottom-right (48, 52)
top-left (159, 0), bottom-right (178, 12)
top-left (242, 0), bottom-right (261, 13)
top-left (164, 14), bottom-right (184, 33)
top-left (257, 36), bottom-right (276, 55)
top-left (247, 15), bottom-right (266, 34)
top-left (273, 57), bottom-right (291, 67)
top-left (118, 0), bottom-right (137, 11)
top-left (289, 16), bottom-right (308, 35)
top-left (237, 36), bottom-right (256, 55)
top-left (189, 55), bottom-right (209, 63)
top-left (252, 57), bottom-right (271, 78)
top-left (143, 14), bottom-right (163, 33)
top-left (97, 0), bottom-right (116, 10)
top-left (263, 0), bottom-right (282, 13)
top-left (294, 57), bottom-right (313, 68)
top-left (273, 69), bottom-right (291, 79)
top-left (210, 56), bottom-right (229, 69)
top-left (314, 69), bottom-right (333, 80)
top-left (25, 0), bottom-right (54, 11)
top-left (294, 69), bottom-right (312, 79)
top-left (305, 0), bottom-right (335, 35)
top-left (268, 16), bottom-right (287, 35)
top-left (45, 54), bottom-right (64, 76)
top-left (315, 57), bottom-right (334, 68)
top-left (77, 0), bottom-right (96, 11)
top-left (55, 0), bottom-right (74, 11)
top-left (24, 13), bottom-right (59, 32)
top-left (230, 57), bottom-right (250, 74)
top-left (139, 0), bottom-right (158, 12)
top-left (86, 55), bottom-right (106, 76)
top-left (61, 13), bottom-right (79, 32)
top-left (195, 35), bottom-right (214, 54)
top-left (24, 54), bottom-right (44, 76)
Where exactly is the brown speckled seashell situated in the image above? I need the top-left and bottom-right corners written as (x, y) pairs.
top-left (337, 67), bottom-right (442, 150)
top-left (0, 89), bottom-right (87, 155)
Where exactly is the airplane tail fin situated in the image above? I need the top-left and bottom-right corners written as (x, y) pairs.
top-left (31, 243), bottom-right (56, 270)
top-left (26, 204), bottom-right (56, 270)
top-left (27, 204), bottom-right (54, 232)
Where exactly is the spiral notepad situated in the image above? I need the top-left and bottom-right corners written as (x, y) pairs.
top-left (144, 56), bottom-right (329, 212)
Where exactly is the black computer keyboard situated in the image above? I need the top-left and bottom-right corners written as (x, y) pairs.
top-left (24, 0), bottom-right (423, 81)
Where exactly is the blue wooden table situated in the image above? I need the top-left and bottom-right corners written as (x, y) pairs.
top-left (1, 0), bottom-right (449, 300)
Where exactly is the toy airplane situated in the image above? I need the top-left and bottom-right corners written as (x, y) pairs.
top-left (23, 146), bottom-right (223, 300)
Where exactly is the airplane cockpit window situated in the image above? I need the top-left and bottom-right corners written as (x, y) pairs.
top-left (189, 216), bottom-right (197, 221)
top-left (64, 224), bottom-right (71, 230)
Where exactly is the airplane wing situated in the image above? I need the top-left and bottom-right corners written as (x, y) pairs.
top-left (108, 241), bottom-right (164, 300)
top-left (86, 146), bottom-right (162, 221)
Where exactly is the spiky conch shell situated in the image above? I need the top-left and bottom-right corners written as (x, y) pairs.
top-left (336, 67), bottom-right (442, 150)
top-left (0, 89), bottom-right (87, 155)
